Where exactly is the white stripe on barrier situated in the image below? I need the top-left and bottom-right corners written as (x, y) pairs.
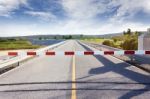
top-left (75, 51), bottom-right (84, 55)
top-left (94, 51), bottom-right (104, 55)
top-left (114, 51), bottom-right (124, 55)
top-left (135, 50), bottom-right (145, 55)
top-left (55, 51), bottom-right (64, 55)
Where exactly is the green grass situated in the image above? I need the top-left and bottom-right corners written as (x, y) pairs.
top-left (0, 40), bottom-right (40, 50)
top-left (82, 38), bottom-right (111, 44)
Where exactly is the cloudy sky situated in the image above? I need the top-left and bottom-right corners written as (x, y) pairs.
top-left (0, 0), bottom-right (150, 36)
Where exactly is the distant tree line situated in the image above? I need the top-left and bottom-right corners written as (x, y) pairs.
top-left (38, 35), bottom-right (86, 40)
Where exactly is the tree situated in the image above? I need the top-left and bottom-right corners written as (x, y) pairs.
top-left (80, 35), bottom-right (83, 39)
top-left (135, 31), bottom-right (140, 36)
top-left (123, 31), bottom-right (126, 35)
top-left (54, 36), bottom-right (57, 39)
top-left (62, 35), bottom-right (65, 39)
top-left (68, 35), bottom-right (72, 39)
top-left (127, 28), bottom-right (131, 35)
top-left (39, 37), bottom-right (42, 40)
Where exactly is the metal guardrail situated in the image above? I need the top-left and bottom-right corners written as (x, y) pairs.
top-left (0, 41), bottom-right (66, 72)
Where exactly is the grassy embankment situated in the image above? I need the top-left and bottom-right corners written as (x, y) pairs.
top-left (82, 38), bottom-right (122, 45)
top-left (0, 39), bottom-right (40, 50)
top-left (83, 38), bottom-right (107, 44)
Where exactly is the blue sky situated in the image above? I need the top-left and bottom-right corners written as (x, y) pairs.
top-left (0, 0), bottom-right (150, 36)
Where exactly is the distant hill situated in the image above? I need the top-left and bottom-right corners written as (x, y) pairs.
top-left (0, 32), bottom-right (124, 39)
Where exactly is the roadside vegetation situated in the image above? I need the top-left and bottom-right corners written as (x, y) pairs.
top-left (102, 29), bottom-right (139, 50)
top-left (82, 38), bottom-right (110, 44)
top-left (83, 29), bottom-right (140, 50)
top-left (0, 38), bottom-right (40, 50)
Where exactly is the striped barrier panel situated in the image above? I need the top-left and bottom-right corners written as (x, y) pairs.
top-left (7, 50), bottom-right (150, 56)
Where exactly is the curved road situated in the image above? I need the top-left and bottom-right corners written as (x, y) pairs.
top-left (0, 40), bottom-right (149, 99)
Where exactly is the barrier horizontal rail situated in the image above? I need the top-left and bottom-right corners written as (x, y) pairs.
top-left (7, 50), bottom-right (150, 56)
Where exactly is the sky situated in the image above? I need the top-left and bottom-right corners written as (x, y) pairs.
top-left (0, 0), bottom-right (150, 37)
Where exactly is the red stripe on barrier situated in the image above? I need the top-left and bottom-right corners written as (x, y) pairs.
top-left (84, 51), bottom-right (94, 55)
top-left (27, 52), bottom-right (36, 55)
top-left (145, 51), bottom-right (150, 54)
top-left (104, 51), bottom-right (114, 55)
top-left (46, 52), bottom-right (55, 55)
top-left (124, 51), bottom-right (135, 55)
top-left (8, 52), bottom-right (18, 56)
top-left (65, 52), bottom-right (74, 55)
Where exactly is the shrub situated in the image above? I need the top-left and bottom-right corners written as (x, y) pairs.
top-left (121, 38), bottom-right (138, 50)
top-left (113, 38), bottom-right (117, 43)
top-left (102, 40), bottom-right (116, 47)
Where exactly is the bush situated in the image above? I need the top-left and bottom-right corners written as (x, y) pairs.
top-left (121, 38), bottom-right (138, 50)
top-left (113, 38), bottom-right (117, 43)
top-left (102, 40), bottom-right (116, 47)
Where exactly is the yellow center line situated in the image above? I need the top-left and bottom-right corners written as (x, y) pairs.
top-left (71, 54), bottom-right (77, 99)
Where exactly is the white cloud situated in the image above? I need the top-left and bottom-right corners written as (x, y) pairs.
top-left (0, 20), bottom-right (148, 37)
top-left (62, 0), bottom-right (108, 20)
top-left (59, 0), bottom-right (150, 34)
top-left (54, 0), bottom-right (149, 34)
top-left (25, 11), bottom-right (56, 21)
top-left (0, 0), bottom-right (150, 36)
top-left (109, 0), bottom-right (150, 22)
top-left (61, 0), bottom-right (150, 21)
top-left (0, 0), bottom-right (28, 17)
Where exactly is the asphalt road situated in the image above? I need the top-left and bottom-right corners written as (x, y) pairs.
top-left (0, 40), bottom-right (149, 99)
